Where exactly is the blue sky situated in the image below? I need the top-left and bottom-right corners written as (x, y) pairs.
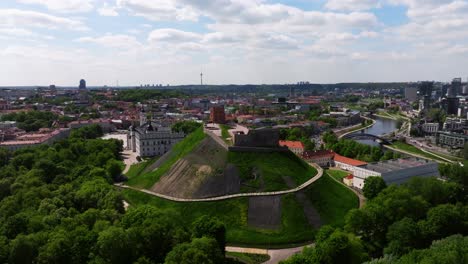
top-left (0, 0), bottom-right (467, 86)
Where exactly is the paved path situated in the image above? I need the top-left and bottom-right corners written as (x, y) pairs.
top-left (226, 244), bottom-right (314, 264)
top-left (121, 149), bottom-right (139, 174)
top-left (115, 164), bottom-right (323, 202)
top-left (383, 145), bottom-right (453, 164)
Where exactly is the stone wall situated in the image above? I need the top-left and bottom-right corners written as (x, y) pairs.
top-left (233, 128), bottom-right (280, 148)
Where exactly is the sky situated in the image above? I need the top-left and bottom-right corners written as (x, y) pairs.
top-left (0, 0), bottom-right (467, 86)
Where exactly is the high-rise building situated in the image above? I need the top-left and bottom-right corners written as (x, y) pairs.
top-left (450, 78), bottom-right (462, 96)
top-left (463, 77), bottom-right (468, 95)
top-left (418, 81), bottom-right (433, 111)
top-left (405, 86), bottom-right (418, 102)
top-left (446, 78), bottom-right (461, 115)
top-left (79, 79), bottom-right (87, 90)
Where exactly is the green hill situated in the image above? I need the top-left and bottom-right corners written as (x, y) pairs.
top-left (126, 127), bottom-right (206, 188)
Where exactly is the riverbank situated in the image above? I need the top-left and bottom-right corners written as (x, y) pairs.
top-left (337, 117), bottom-right (376, 139)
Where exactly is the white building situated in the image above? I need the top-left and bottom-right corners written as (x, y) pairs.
top-left (421, 122), bottom-right (439, 134)
top-left (345, 158), bottom-right (439, 189)
top-left (128, 121), bottom-right (185, 157)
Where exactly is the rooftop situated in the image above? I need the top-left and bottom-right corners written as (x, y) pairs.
top-left (279, 140), bottom-right (304, 149)
top-left (364, 158), bottom-right (433, 173)
top-left (302, 150), bottom-right (334, 159)
top-left (334, 154), bottom-right (368, 167)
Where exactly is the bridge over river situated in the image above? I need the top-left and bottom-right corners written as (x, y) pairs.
top-left (350, 117), bottom-right (398, 146)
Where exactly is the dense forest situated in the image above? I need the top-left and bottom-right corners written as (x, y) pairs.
top-left (281, 161), bottom-right (468, 264)
top-left (1, 111), bottom-right (58, 132)
top-left (0, 125), bottom-right (230, 264)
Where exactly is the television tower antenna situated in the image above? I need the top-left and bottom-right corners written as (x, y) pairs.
top-left (200, 70), bottom-right (203, 86)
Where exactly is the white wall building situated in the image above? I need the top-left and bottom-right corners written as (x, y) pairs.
top-left (128, 122), bottom-right (185, 157)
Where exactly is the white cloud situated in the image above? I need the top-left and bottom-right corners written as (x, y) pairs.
top-left (148, 28), bottom-right (201, 43)
top-left (0, 9), bottom-right (88, 30)
top-left (325, 0), bottom-right (381, 11)
top-left (0, 27), bottom-right (54, 40)
top-left (76, 34), bottom-right (141, 49)
top-left (117, 0), bottom-right (198, 21)
top-left (98, 2), bottom-right (118, 16)
top-left (17, 0), bottom-right (94, 13)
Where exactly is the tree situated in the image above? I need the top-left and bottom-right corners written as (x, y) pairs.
top-left (363, 177), bottom-right (387, 199)
top-left (281, 229), bottom-right (368, 264)
top-left (418, 204), bottom-right (466, 244)
top-left (191, 216), bottom-right (226, 255)
top-left (164, 237), bottom-right (224, 264)
top-left (171, 121), bottom-right (202, 134)
top-left (397, 235), bottom-right (468, 264)
top-left (96, 227), bottom-right (132, 264)
top-left (9, 235), bottom-right (38, 264)
top-left (427, 109), bottom-right (446, 123)
top-left (385, 218), bottom-right (421, 256)
top-left (464, 143), bottom-right (468, 160)
top-left (106, 160), bottom-right (123, 182)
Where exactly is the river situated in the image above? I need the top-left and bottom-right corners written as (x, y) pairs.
top-left (352, 117), bottom-right (398, 146)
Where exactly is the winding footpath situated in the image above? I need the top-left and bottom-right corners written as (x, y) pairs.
top-left (115, 163), bottom-right (323, 202)
top-left (226, 244), bottom-right (314, 264)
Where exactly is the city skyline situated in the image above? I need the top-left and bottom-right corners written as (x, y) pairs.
top-left (1, 0), bottom-right (468, 86)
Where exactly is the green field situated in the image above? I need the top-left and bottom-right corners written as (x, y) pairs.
top-left (126, 127), bottom-right (206, 188)
top-left (220, 124), bottom-right (232, 145)
top-left (122, 190), bottom-right (315, 247)
top-left (306, 171), bottom-right (359, 226)
top-left (391, 141), bottom-right (448, 163)
top-left (228, 151), bottom-right (317, 192)
top-left (327, 169), bottom-right (349, 181)
top-left (226, 252), bottom-right (270, 264)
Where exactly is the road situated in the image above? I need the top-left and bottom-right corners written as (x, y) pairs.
top-left (383, 145), bottom-right (453, 164)
top-left (115, 163), bottom-right (323, 202)
top-left (226, 244), bottom-right (314, 264)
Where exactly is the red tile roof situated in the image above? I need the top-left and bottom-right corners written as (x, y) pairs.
top-left (302, 150), bottom-right (334, 159)
top-left (279, 140), bottom-right (304, 149)
top-left (345, 174), bottom-right (354, 180)
top-left (334, 154), bottom-right (367, 166)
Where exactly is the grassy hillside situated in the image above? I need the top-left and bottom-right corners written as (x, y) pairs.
top-left (122, 190), bottom-right (315, 247)
top-left (306, 170), bottom-right (359, 226)
top-left (126, 127), bottom-right (206, 188)
top-left (228, 151), bottom-right (317, 192)
top-left (125, 157), bottom-right (158, 179)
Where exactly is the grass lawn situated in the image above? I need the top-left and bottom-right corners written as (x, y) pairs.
top-left (391, 141), bottom-right (448, 163)
top-left (126, 127), bottom-right (206, 188)
top-left (228, 151), bottom-right (317, 192)
top-left (226, 252), bottom-right (270, 264)
top-left (306, 171), bottom-right (359, 227)
top-left (327, 170), bottom-right (349, 181)
top-left (220, 124), bottom-right (232, 145)
top-left (125, 157), bottom-right (158, 179)
top-left (122, 190), bottom-right (315, 247)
